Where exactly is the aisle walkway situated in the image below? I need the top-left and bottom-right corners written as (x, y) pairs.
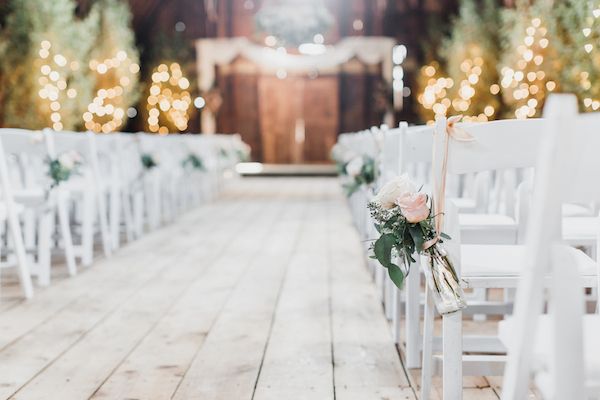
top-left (0, 177), bottom-right (414, 400)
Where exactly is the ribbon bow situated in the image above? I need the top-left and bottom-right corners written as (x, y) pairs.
top-left (446, 115), bottom-right (475, 142)
top-left (423, 115), bottom-right (474, 250)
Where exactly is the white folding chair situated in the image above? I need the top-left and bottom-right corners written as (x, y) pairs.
top-left (501, 94), bottom-right (600, 400)
top-left (420, 112), bottom-right (599, 399)
top-left (47, 130), bottom-right (112, 266)
top-left (0, 129), bottom-right (78, 287)
top-left (0, 131), bottom-right (34, 297)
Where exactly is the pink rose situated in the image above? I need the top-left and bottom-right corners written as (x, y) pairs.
top-left (397, 193), bottom-right (430, 223)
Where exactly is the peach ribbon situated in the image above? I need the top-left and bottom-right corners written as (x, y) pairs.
top-left (423, 115), bottom-right (474, 250)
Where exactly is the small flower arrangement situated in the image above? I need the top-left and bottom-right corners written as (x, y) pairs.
top-left (343, 155), bottom-right (377, 197)
top-left (218, 147), bottom-right (229, 159)
top-left (141, 153), bottom-right (158, 170)
top-left (368, 174), bottom-right (466, 314)
top-left (330, 143), bottom-right (356, 176)
top-left (47, 151), bottom-right (82, 188)
top-left (182, 153), bottom-right (206, 171)
top-left (236, 145), bottom-right (251, 162)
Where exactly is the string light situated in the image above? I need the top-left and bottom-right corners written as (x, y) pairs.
top-left (146, 62), bottom-right (192, 134)
top-left (579, 4), bottom-right (600, 111)
top-left (37, 40), bottom-right (75, 131)
top-left (450, 51), bottom-right (496, 122)
top-left (417, 62), bottom-right (453, 124)
top-left (85, 50), bottom-right (139, 133)
top-left (500, 17), bottom-right (556, 119)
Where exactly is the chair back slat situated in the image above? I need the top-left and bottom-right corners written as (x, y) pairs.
top-left (557, 113), bottom-right (600, 203)
top-left (441, 118), bottom-right (545, 175)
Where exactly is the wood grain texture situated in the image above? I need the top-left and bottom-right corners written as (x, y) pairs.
top-left (0, 178), bottom-right (527, 400)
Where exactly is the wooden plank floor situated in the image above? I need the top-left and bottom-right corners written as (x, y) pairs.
top-left (0, 177), bottom-right (529, 400)
top-left (0, 177), bottom-right (417, 400)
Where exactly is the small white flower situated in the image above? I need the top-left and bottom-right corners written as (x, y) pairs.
top-left (69, 151), bottom-right (82, 164)
top-left (58, 153), bottom-right (75, 169)
top-left (345, 156), bottom-right (364, 177)
top-left (372, 173), bottom-right (417, 209)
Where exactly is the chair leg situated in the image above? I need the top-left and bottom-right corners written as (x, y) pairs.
top-left (443, 311), bottom-right (463, 400)
top-left (36, 212), bottom-right (53, 286)
top-left (96, 190), bottom-right (112, 257)
top-left (57, 191), bottom-right (77, 276)
top-left (109, 185), bottom-right (120, 250)
top-left (121, 189), bottom-right (134, 243)
top-left (81, 190), bottom-right (95, 267)
top-left (392, 286), bottom-right (402, 344)
top-left (134, 191), bottom-right (144, 238)
top-left (473, 288), bottom-right (487, 322)
top-left (405, 263), bottom-right (421, 368)
top-left (23, 209), bottom-right (36, 265)
top-left (7, 207), bottom-right (33, 298)
top-left (385, 277), bottom-right (394, 320)
top-left (421, 285), bottom-right (435, 400)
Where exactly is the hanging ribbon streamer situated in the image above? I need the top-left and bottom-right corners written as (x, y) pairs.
top-left (423, 115), bottom-right (474, 250)
top-left (422, 115), bottom-right (473, 314)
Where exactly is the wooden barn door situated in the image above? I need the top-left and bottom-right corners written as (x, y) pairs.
top-left (258, 76), bottom-right (303, 164)
top-left (258, 74), bottom-right (339, 164)
top-left (303, 77), bottom-right (339, 163)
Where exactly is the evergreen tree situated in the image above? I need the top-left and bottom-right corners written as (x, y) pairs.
top-left (84, 0), bottom-right (141, 133)
top-left (555, 0), bottom-right (600, 112)
top-left (499, 0), bottom-right (560, 119)
top-left (442, 0), bottom-right (503, 121)
top-left (0, 0), bottom-right (98, 130)
top-left (416, 60), bottom-right (453, 124)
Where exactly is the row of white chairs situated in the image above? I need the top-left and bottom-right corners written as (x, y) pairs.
top-left (336, 94), bottom-right (600, 399)
top-left (0, 129), bottom-right (247, 299)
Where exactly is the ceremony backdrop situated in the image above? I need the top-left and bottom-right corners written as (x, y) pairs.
top-left (0, 0), bottom-right (598, 161)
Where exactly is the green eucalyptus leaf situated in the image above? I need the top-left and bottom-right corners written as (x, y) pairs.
top-left (387, 264), bottom-right (405, 288)
top-left (408, 225), bottom-right (424, 253)
top-left (374, 233), bottom-right (397, 269)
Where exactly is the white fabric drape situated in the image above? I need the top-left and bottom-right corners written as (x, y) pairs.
top-left (195, 37), bottom-right (396, 133)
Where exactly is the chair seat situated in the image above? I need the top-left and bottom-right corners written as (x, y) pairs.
top-left (460, 214), bottom-right (518, 245)
top-left (60, 176), bottom-right (107, 193)
top-left (451, 197), bottom-right (477, 213)
top-left (563, 203), bottom-right (594, 217)
top-left (13, 188), bottom-right (46, 206)
top-left (460, 244), bottom-right (597, 282)
top-left (498, 315), bottom-right (600, 388)
top-left (562, 217), bottom-right (598, 247)
top-left (459, 213), bottom-right (516, 228)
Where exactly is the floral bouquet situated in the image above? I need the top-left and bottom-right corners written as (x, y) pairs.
top-left (141, 153), bottom-right (158, 170)
top-left (368, 174), bottom-right (466, 315)
top-left (47, 151), bottom-right (82, 188)
top-left (218, 147), bottom-right (229, 159)
top-left (343, 155), bottom-right (377, 197)
top-left (235, 143), bottom-right (251, 162)
top-left (330, 143), bottom-right (356, 176)
top-left (182, 153), bottom-right (206, 171)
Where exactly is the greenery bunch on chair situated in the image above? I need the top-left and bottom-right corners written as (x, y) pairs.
top-left (0, 0), bottom-right (98, 130)
top-left (368, 175), bottom-right (466, 314)
top-left (140, 153), bottom-right (158, 170)
top-left (47, 151), bottom-right (82, 188)
top-left (182, 154), bottom-right (206, 171)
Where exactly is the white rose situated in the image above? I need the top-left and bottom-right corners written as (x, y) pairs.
top-left (372, 173), bottom-right (417, 209)
top-left (58, 153), bottom-right (75, 169)
top-left (345, 156), bottom-right (364, 177)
